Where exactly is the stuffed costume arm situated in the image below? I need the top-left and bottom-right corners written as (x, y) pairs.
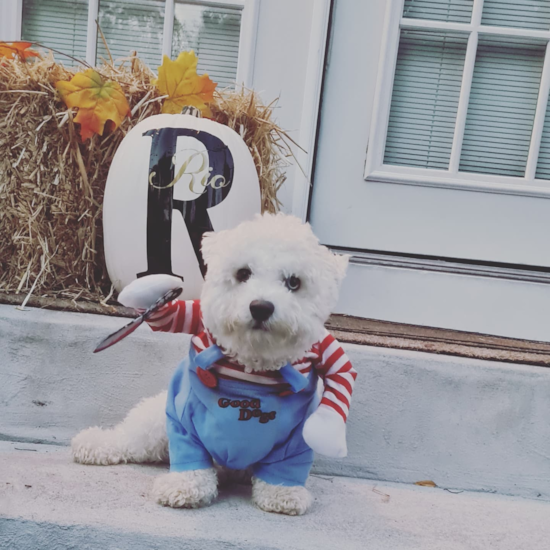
top-left (118, 274), bottom-right (203, 335)
top-left (302, 330), bottom-right (357, 458)
top-left (146, 299), bottom-right (203, 335)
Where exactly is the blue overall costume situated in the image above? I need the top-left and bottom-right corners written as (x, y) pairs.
top-left (166, 345), bottom-right (319, 486)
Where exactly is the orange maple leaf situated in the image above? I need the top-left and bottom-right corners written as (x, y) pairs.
top-left (0, 41), bottom-right (39, 61)
top-left (153, 51), bottom-right (217, 117)
top-left (55, 69), bottom-right (131, 141)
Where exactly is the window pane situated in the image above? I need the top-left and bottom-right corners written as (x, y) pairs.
top-left (482, 0), bottom-right (550, 32)
top-left (460, 38), bottom-right (545, 177)
top-left (384, 31), bottom-right (467, 170)
top-left (172, 2), bottom-right (242, 89)
top-left (97, 0), bottom-right (165, 68)
top-left (21, 0), bottom-right (88, 65)
top-left (403, 0), bottom-right (473, 24)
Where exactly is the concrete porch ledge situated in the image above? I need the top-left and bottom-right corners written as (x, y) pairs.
top-left (2, 442), bottom-right (550, 550)
top-left (1, 304), bottom-right (550, 501)
top-left (6, 292), bottom-right (550, 367)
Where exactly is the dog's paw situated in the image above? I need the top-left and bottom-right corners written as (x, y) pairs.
top-left (252, 477), bottom-right (312, 516)
top-left (72, 427), bottom-right (126, 465)
top-left (152, 469), bottom-right (218, 508)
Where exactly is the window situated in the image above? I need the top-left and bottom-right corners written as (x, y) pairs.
top-left (365, 0), bottom-right (550, 197)
top-left (20, 0), bottom-right (245, 88)
top-left (22, 0), bottom-right (88, 62)
top-left (96, 0), bottom-right (165, 69)
top-left (172, 2), bottom-right (242, 89)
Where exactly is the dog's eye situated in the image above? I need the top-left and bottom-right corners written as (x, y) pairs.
top-left (285, 275), bottom-right (301, 292)
top-left (236, 267), bottom-right (252, 283)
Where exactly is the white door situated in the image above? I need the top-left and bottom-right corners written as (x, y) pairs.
top-left (310, 0), bottom-right (550, 342)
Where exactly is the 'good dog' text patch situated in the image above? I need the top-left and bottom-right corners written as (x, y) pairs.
top-left (218, 397), bottom-right (277, 424)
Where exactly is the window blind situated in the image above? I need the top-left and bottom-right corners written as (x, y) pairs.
top-left (481, 0), bottom-right (550, 32)
top-left (403, 0), bottom-right (474, 24)
top-left (172, 2), bottom-right (242, 89)
top-left (97, 0), bottom-right (165, 68)
top-left (460, 39), bottom-right (545, 177)
top-left (21, 0), bottom-right (88, 65)
top-left (384, 31), bottom-right (467, 170)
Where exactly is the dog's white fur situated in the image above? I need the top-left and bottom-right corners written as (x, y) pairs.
top-left (72, 214), bottom-right (348, 516)
top-left (201, 214), bottom-right (348, 371)
top-left (72, 392), bottom-right (169, 465)
top-left (152, 469), bottom-right (219, 509)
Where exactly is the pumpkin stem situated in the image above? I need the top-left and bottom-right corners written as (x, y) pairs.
top-left (181, 106), bottom-right (202, 118)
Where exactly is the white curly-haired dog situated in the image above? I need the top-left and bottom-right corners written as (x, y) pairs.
top-left (72, 213), bottom-right (357, 516)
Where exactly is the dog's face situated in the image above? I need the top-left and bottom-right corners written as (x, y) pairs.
top-left (200, 214), bottom-right (348, 371)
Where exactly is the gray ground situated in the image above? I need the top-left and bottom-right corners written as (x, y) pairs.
top-left (1, 442), bottom-right (549, 550)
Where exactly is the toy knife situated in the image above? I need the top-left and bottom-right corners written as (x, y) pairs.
top-left (93, 287), bottom-right (183, 353)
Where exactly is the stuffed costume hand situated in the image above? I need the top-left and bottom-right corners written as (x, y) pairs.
top-left (118, 274), bottom-right (184, 310)
top-left (302, 405), bottom-right (347, 458)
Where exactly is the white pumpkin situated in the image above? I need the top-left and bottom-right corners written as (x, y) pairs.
top-left (103, 112), bottom-right (261, 299)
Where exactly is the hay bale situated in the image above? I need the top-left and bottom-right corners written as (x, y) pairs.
top-left (0, 55), bottom-right (290, 304)
top-left (211, 89), bottom-right (295, 214)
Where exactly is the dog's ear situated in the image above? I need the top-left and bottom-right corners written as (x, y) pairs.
top-left (201, 230), bottom-right (228, 266)
top-left (332, 252), bottom-right (350, 285)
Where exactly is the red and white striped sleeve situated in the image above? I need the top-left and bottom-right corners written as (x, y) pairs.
top-left (146, 299), bottom-right (204, 335)
top-left (315, 330), bottom-right (357, 422)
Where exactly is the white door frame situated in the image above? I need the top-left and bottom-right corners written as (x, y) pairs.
top-left (290, 0), bottom-right (332, 221)
top-left (0, 0), bottom-right (22, 41)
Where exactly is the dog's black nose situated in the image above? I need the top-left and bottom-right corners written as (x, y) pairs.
top-left (250, 300), bottom-right (275, 322)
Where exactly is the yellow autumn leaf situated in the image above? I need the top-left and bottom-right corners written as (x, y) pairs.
top-left (415, 480), bottom-right (438, 487)
top-left (153, 51), bottom-right (217, 117)
top-left (55, 69), bottom-right (131, 141)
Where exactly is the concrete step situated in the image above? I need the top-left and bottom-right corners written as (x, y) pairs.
top-left (2, 304), bottom-right (550, 501)
top-left (1, 442), bottom-right (550, 550)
